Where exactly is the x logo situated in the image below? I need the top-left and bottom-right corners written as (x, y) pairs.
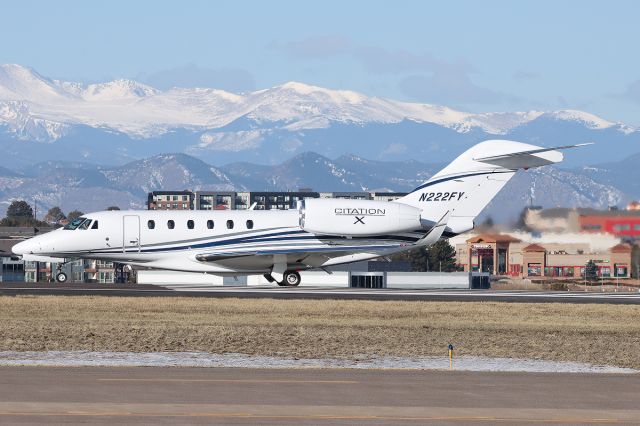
top-left (354, 216), bottom-right (365, 225)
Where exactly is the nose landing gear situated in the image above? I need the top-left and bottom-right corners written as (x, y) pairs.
top-left (55, 271), bottom-right (68, 283)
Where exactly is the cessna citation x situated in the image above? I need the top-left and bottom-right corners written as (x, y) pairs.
top-left (12, 140), bottom-right (586, 286)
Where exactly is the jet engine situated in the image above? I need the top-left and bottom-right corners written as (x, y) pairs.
top-left (299, 198), bottom-right (422, 236)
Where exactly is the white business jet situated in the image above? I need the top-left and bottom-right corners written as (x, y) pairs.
top-left (12, 140), bottom-right (585, 285)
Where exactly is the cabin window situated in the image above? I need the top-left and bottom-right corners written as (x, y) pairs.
top-left (78, 219), bottom-right (92, 230)
top-left (91, 220), bottom-right (99, 229)
top-left (246, 220), bottom-right (254, 229)
top-left (207, 220), bottom-right (214, 229)
top-left (148, 220), bottom-right (155, 229)
top-left (187, 219), bottom-right (194, 229)
top-left (226, 220), bottom-right (234, 229)
top-left (167, 220), bottom-right (175, 229)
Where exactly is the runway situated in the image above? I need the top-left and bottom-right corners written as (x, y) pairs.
top-left (2, 282), bottom-right (640, 303)
top-left (0, 366), bottom-right (638, 425)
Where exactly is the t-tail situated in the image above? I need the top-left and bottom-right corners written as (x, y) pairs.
top-left (396, 139), bottom-right (590, 234)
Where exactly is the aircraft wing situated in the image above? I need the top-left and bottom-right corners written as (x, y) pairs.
top-left (194, 211), bottom-right (452, 269)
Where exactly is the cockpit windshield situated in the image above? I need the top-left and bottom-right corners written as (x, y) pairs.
top-left (78, 219), bottom-right (92, 230)
top-left (64, 217), bottom-right (88, 230)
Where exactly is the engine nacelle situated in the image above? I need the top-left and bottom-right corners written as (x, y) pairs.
top-left (299, 198), bottom-right (422, 236)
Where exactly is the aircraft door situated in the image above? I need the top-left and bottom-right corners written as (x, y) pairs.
top-left (123, 215), bottom-right (140, 252)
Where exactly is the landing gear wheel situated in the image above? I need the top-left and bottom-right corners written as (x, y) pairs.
top-left (56, 272), bottom-right (68, 283)
top-left (282, 271), bottom-right (301, 287)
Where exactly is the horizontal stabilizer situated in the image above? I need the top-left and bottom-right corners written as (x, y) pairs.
top-left (472, 143), bottom-right (593, 169)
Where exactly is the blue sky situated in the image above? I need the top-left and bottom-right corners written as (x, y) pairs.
top-left (2, 0), bottom-right (640, 124)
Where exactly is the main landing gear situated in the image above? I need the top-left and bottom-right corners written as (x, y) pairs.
top-left (264, 270), bottom-right (301, 287)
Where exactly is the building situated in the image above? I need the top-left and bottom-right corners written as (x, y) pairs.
top-left (147, 191), bottom-right (194, 210)
top-left (236, 191), bottom-right (319, 210)
top-left (524, 206), bottom-right (640, 239)
top-left (148, 190), bottom-right (410, 211)
top-left (319, 192), bottom-right (371, 200)
top-left (194, 191), bottom-right (238, 210)
top-left (578, 210), bottom-right (640, 239)
top-left (371, 192), bottom-right (408, 202)
top-left (23, 259), bottom-right (118, 283)
top-left (453, 232), bottom-right (633, 278)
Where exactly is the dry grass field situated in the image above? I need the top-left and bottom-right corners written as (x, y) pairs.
top-left (1, 296), bottom-right (639, 368)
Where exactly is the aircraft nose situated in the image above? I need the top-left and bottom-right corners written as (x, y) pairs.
top-left (12, 239), bottom-right (37, 256)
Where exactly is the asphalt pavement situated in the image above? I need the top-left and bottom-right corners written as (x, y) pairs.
top-left (0, 366), bottom-right (638, 425)
top-left (2, 281), bottom-right (640, 303)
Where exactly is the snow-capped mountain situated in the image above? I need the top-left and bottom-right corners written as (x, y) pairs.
top-left (0, 64), bottom-right (638, 167)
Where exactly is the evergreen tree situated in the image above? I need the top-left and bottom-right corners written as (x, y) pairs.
top-left (6, 200), bottom-right (33, 220)
top-left (426, 239), bottom-right (458, 272)
top-left (585, 260), bottom-right (598, 281)
top-left (0, 200), bottom-right (45, 226)
top-left (391, 239), bottom-right (458, 272)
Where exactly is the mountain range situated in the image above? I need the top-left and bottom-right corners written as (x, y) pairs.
top-left (0, 150), bottom-right (633, 223)
top-left (0, 63), bottom-right (638, 222)
top-left (1, 64), bottom-right (639, 168)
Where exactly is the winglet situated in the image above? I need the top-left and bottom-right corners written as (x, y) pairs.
top-left (416, 210), bottom-right (451, 246)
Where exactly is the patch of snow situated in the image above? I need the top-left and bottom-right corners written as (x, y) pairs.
top-left (550, 110), bottom-right (615, 129)
top-left (198, 130), bottom-right (265, 151)
top-left (0, 351), bottom-right (635, 374)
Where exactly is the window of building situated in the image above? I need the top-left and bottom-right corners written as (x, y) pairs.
top-left (91, 220), bottom-right (99, 229)
top-left (187, 219), bottom-right (194, 229)
top-left (600, 267), bottom-right (611, 277)
top-left (227, 220), bottom-right (234, 229)
top-left (207, 220), bottom-right (214, 229)
top-left (182, 203), bottom-right (187, 209)
top-left (246, 220), bottom-right (254, 229)
top-left (99, 271), bottom-right (114, 283)
top-left (173, 195), bottom-right (178, 201)
top-left (527, 263), bottom-right (541, 276)
top-left (582, 224), bottom-right (602, 230)
top-left (615, 264), bottom-right (628, 277)
top-left (182, 195), bottom-right (188, 201)
top-left (172, 203), bottom-right (178, 209)
top-left (148, 220), bottom-right (155, 229)
top-left (167, 220), bottom-right (175, 229)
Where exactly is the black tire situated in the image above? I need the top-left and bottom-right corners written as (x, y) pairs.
top-left (56, 272), bottom-right (68, 283)
top-left (282, 271), bottom-right (301, 287)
